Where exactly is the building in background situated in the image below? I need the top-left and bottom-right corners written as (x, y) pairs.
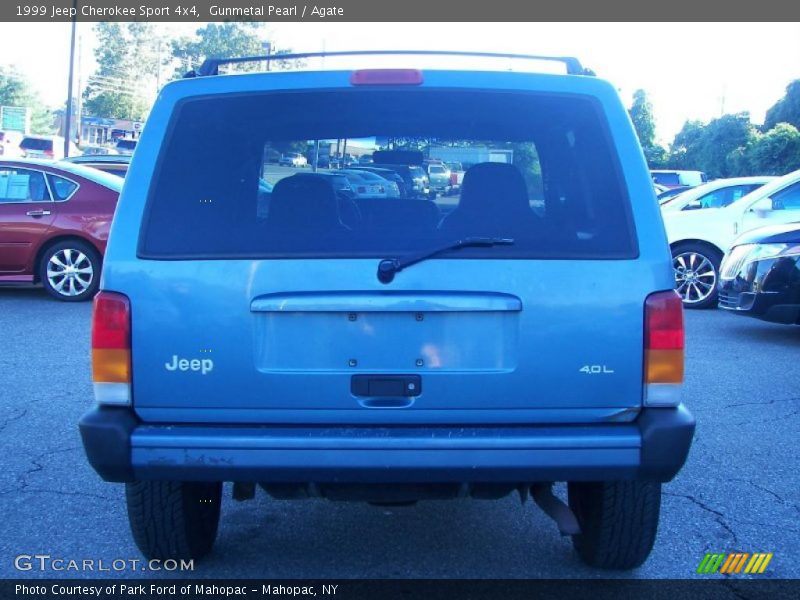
top-left (79, 116), bottom-right (144, 146)
top-left (53, 110), bottom-right (145, 146)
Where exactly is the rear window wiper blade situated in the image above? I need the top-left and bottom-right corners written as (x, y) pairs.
top-left (377, 236), bottom-right (515, 283)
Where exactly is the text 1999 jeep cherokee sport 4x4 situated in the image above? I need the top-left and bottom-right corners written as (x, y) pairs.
top-left (80, 51), bottom-right (694, 570)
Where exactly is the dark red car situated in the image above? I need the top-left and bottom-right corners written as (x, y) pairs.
top-left (0, 158), bottom-right (122, 301)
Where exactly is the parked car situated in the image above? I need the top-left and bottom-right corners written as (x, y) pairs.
top-left (369, 162), bottom-right (430, 199)
top-left (445, 161), bottom-right (465, 193)
top-left (660, 177), bottom-right (774, 212)
top-left (115, 139), bottom-right (138, 155)
top-left (651, 169), bottom-right (708, 189)
top-left (63, 154), bottom-right (131, 178)
top-left (333, 169), bottom-right (388, 198)
top-left (359, 154), bottom-right (374, 164)
top-left (338, 168), bottom-right (400, 198)
top-left (317, 154), bottom-right (341, 169)
top-left (718, 222), bottom-right (800, 324)
top-left (20, 135), bottom-right (80, 160)
top-left (348, 166), bottom-right (407, 196)
top-left (279, 152), bottom-right (308, 167)
top-left (425, 161), bottom-right (452, 196)
top-left (81, 146), bottom-right (120, 156)
top-left (663, 168), bottom-right (800, 308)
top-left (0, 158), bottom-right (122, 300)
top-left (79, 52), bottom-right (694, 571)
top-left (0, 130), bottom-right (24, 158)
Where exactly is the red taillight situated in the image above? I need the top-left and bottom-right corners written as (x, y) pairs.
top-left (92, 291), bottom-right (131, 385)
top-left (645, 290), bottom-right (684, 350)
top-left (44, 149), bottom-right (54, 157)
top-left (644, 290), bottom-right (684, 385)
top-left (92, 291), bottom-right (130, 349)
top-left (350, 69), bottom-right (423, 86)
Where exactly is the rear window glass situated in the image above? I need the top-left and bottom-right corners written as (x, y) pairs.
top-left (141, 90), bottom-right (636, 259)
top-left (20, 137), bottom-right (53, 151)
top-left (652, 172), bottom-right (680, 186)
top-left (116, 140), bottom-right (137, 150)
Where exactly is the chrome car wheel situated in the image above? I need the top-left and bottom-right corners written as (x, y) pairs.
top-left (47, 248), bottom-right (94, 297)
top-left (673, 251), bottom-right (716, 304)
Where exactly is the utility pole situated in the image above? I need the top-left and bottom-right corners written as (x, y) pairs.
top-left (156, 39), bottom-right (162, 93)
top-left (263, 41), bottom-right (273, 72)
top-left (76, 33), bottom-right (82, 147)
top-left (63, 0), bottom-right (78, 157)
top-left (720, 83), bottom-right (727, 116)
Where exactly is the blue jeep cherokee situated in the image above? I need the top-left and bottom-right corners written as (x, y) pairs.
top-left (80, 52), bottom-right (694, 569)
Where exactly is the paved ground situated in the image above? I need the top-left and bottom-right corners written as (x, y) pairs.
top-left (0, 287), bottom-right (798, 579)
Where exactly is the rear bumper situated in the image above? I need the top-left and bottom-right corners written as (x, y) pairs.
top-left (79, 405), bottom-right (695, 484)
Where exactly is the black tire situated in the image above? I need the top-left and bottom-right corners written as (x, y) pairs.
top-left (568, 481), bottom-right (661, 570)
top-left (126, 481), bottom-right (222, 560)
top-left (671, 242), bottom-right (723, 309)
top-left (39, 239), bottom-right (101, 302)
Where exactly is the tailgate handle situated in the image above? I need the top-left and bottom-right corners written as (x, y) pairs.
top-left (351, 375), bottom-right (421, 398)
top-left (251, 292), bottom-right (522, 313)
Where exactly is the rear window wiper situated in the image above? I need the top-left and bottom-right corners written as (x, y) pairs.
top-left (377, 237), bottom-right (515, 283)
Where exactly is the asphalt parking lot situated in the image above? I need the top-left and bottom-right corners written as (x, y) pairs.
top-left (0, 288), bottom-right (798, 579)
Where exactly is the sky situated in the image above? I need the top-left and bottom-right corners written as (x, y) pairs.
top-left (1, 21), bottom-right (799, 144)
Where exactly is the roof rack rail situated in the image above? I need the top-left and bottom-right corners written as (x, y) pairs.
top-left (184, 50), bottom-right (595, 78)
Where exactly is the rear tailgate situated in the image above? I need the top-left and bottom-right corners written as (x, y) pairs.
top-left (107, 70), bottom-right (671, 426)
top-left (126, 258), bottom-right (648, 425)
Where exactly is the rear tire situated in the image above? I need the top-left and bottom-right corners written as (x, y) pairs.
top-left (126, 481), bottom-right (222, 560)
top-left (568, 481), bottom-right (661, 570)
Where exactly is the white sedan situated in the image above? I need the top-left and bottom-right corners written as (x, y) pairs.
top-left (662, 170), bottom-right (800, 308)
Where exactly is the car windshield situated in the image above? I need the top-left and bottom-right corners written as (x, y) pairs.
top-left (141, 89), bottom-right (636, 260)
top-left (429, 166), bottom-right (446, 174)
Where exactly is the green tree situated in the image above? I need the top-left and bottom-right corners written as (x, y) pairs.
top-left (764, 80), bottom-right (800, 131)
top-left (628, 89), bottom-right (668, 168)
top-left (82, 22), bottom-right (153, 120)
top-left (630, 89), bottom-right (656, 148)
top-left (668, 114), bottom-right (754, 178)
top-left (738, 123), bottom-right (800, 175)
top-left (0, 65), bottom-right (54, 134)
top-left (669, 119), bottom-right (706, 170)
top-left (170, 23), bottom-right (267, 78)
